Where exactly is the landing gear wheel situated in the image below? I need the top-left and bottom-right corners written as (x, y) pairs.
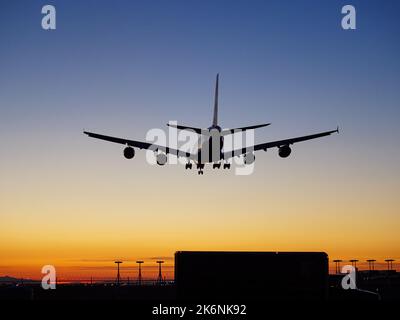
top-left (185, 163), bottom-right (193, 170)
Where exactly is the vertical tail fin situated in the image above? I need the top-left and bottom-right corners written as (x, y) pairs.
top-left (212, 73), bottom-right (219, 126)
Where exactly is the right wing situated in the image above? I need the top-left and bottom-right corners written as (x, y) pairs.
top-left (253, 128), bottom-right (339, 151)
top-left (84, 131), bottom-right (197, 160)
top-left (224, 127), bottom-right (339, 158)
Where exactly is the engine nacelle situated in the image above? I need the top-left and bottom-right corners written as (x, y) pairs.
top-left (156, 153), bottom-right (167, 166)
top-left (244, 152), bottom-right (255, 165)
top-left (123, 147), bottom-right (135, 159)
top-left (278, 145), bottom-right (291, 158)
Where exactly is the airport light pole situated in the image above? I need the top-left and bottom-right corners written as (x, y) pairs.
top-left (350, 259), bottom-right (359, 269)
top-left (333, 259), bottom-right (342, 274)
top-left (156, 260), bottom-right (164, 285)
top-left (367, 259), bottom-right (376, 272)
top-left (136, 260), bottom-right (144, 286)
top-left (115, 261), bottom-right (122, 286)
top-left (385, 259), bottom-right (394, 271)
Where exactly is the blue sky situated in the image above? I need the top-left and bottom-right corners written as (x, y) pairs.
top-left (1, 1), bottom-right (399, 139)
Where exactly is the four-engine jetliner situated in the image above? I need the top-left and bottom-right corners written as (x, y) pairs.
top-left (84, 74), bottom-right (339, 174)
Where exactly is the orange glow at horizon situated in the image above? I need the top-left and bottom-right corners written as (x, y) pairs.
top-left (1, 258), bottom-right (399, 282)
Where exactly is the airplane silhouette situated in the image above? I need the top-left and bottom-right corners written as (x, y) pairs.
top-left (84, 74), bottom-right (338, 174)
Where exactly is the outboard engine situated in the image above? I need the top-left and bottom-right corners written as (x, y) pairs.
top-left (278, 145), bottom-right (291, 158)
top-left (123, 147), bottom-right (135, 159)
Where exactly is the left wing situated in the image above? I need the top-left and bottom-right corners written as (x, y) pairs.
top-left (224, 127), bottom-right (339, 159)
top-left (84, 131), bottom-right (197, 160)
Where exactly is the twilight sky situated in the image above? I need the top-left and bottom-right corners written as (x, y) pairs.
top-left (1, 0), bottom-right (400, 279)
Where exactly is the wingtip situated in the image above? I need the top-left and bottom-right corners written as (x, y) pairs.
top-left (336, 126), bottom-right (340, 134)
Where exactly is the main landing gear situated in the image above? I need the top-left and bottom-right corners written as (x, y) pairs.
top-left (189, 162), bottom-right (230, 174)
top-left (212, 162), bottom-right (221, 169)
top-left (211, 162), bottom-right (230, 170)
top-left (212, 162), bottom-right (231, 169)
top-left (196, 163), bottom-right (205, 175)
top-left (185, 162), bottom-right (193, 170)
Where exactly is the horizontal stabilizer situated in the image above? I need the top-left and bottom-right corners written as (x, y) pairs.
top-left (221, 123), bottom-right (271, 136)
top-left (166, 123), bottom-right (204, 135)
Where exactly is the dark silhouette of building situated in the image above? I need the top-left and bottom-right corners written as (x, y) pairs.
top-left (175, 251), bottom-right (329, 300)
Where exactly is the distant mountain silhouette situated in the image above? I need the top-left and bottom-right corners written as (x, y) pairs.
top-left (0, 276), bottom-right (39, 283)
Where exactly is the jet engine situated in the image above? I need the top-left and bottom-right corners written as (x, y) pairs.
top-left (278, 145), bottom-right (291, 158)
top-left (123, 147), bottom-right (135, 159)
top-left (244, 152), bottom-right (255, 165)
top-left (156, 153), bottom-right (167, 166)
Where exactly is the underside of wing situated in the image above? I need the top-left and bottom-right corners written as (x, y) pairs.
top-left (84, 131), bottom-right (196, 160)
top-left (223, 128), bottom-right (339, 160)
